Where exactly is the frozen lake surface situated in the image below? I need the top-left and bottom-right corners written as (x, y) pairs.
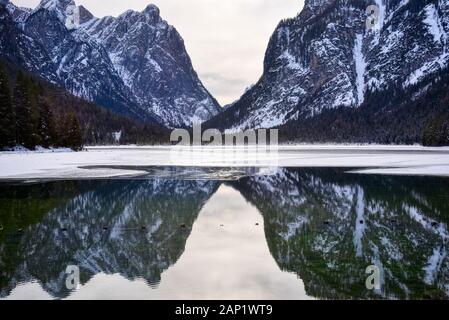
top-left (1, 145), bottom-right (449, 180)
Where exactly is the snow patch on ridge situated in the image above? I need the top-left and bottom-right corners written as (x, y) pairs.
top-left (353, 34), bottom-right (366, 106)
top-left (404, 52), bottom-right (449, 86)
top-left (424, 4), bottom-right (445, 45)
top-left (279, 51), bottom-right (304, 71)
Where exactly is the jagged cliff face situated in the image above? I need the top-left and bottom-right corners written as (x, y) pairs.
top-left (0, 4), bottom-right (58, 82)
top-left (81, 5), bottom-right (221, 127)
top-left (207, 0), bottom-right (449, 131)
top-left (0, 0), bottom-right (221, 127)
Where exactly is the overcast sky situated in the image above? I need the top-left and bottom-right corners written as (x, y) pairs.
top-left (12, 0), bottom-right (304, 105)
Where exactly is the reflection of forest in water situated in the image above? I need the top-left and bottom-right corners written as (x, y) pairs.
top-left (1, 168), bottom-right (449, 299)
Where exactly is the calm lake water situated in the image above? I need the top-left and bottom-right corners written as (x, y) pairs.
top-left (1, 167), bottom-right (449, 300)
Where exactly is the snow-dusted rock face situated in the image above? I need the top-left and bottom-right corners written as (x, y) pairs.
top-left (0, 0), bottom-right (220, 127)
top-left (81, 5), bottom-right (221, 127)
top-left (208, 0), bottom-right (449, 131)
top-left (0, 4), bottom-right (57, 82)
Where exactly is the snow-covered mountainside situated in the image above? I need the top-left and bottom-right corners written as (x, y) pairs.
top-left (0, 0), bottom-right (220, 127)
top-left (80, 4), bottom-right (221, 127)
top-left (207, 0), bottom-right (449, 132)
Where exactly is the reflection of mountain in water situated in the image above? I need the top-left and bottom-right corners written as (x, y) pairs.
top-left (0, 179), bottom-right (219, 298)
top-left (1, 168), bottom-right (449, 299)
top-left (231, 169), bottom-right (449, 299)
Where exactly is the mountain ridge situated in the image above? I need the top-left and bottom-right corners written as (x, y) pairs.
top-left (0, 0), bottom-right (221, 128)
top-left (205, 0), bottom-right (449, 144)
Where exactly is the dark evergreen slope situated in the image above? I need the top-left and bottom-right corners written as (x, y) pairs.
top-left (42, 80), bottom-right (171, 146)
top-left (0, 63), bottom-right (170, 150)
top-left (278, 66), bottom-right (449, 145)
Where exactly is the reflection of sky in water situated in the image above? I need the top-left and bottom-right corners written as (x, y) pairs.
top-left (5, 186), bottom-right (310, 300)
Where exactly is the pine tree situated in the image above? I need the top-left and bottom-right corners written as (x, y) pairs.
top-left (64, 113), bottom-right (83, 151)
top-left (13, 72), bottom-right (35, 149)
top-left (37, 99), bottom-right (56, 148)
top-left (0, 65), bottom-right (15, 148)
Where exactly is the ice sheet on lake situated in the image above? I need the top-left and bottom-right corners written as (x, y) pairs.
top-left (1, 145), bottom-right (449, 180)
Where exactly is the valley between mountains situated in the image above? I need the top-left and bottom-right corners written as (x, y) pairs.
top-left (1, 0), bottom-right (449, 147)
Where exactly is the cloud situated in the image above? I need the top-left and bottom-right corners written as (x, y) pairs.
top-left (11, 0), bottom-right (304, 105)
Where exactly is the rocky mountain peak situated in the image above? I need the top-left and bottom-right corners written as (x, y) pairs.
top-left (303, 0), bottom-right (335, 10)
top-left (143, 3), bottom-right (160, 18)
top-left (37, 0), bottom-right (75, 13)
top-left (1, 0), bottom-right (220, 127)
top-left (77, 5), bottom-right (94, 24)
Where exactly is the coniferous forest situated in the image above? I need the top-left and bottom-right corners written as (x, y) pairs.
top-left (0, 64), bottom-right (170, 151)
top-left (276, 66), bottom-right (449, 146)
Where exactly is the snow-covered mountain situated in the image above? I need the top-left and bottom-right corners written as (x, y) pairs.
top-left (0, 0), bottom-right (220, 127)
top-left (207, 0), bottom-right (449, 133)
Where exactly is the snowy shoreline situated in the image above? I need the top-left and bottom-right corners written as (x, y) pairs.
top-left (1, 145), bottom-right (449, 180)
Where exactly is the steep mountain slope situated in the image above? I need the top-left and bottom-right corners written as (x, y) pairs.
top-left (1, 0), bottom-right (150, 121)
top-left (206, 0), bottom-right (449, 140)
top-left (81, 4), bottom-right (221, 127)
top-left (0, 3), bottom-right (57, 83)
top-left (0, 0), bottom-right (220, 127)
